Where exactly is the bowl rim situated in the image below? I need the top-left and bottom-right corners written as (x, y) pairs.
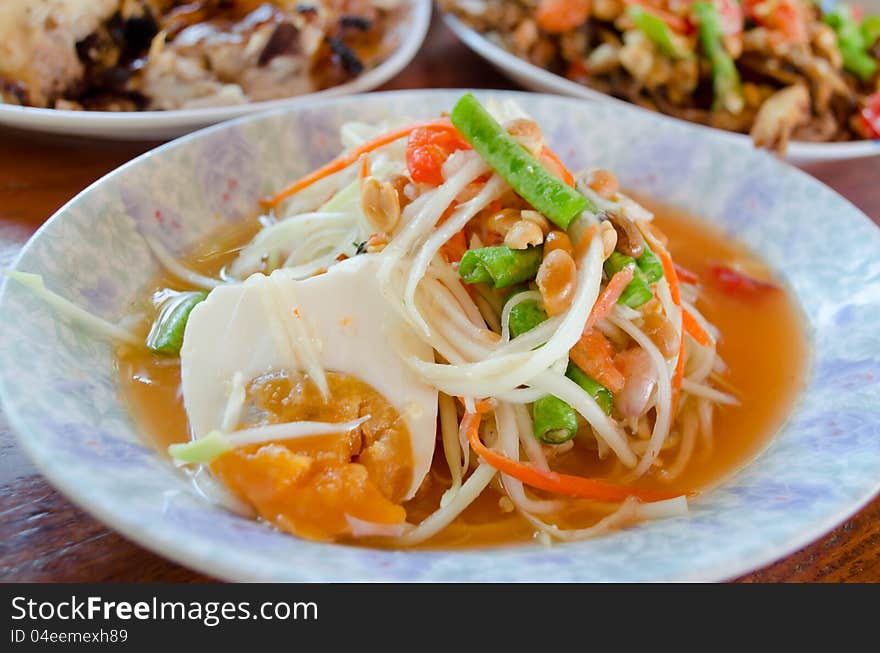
top-left (442, 13), bottom-right (880, 163)
top-left (0, 0), bottom-right (432, 139)
top-left (2, 88), bottom-right (879, 582)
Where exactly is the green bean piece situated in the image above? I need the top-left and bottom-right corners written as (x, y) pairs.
top-left (841, 43), bottom-right (878, 81)
top-left (532, 395), bottom-right (579, 444)
top-left (459, 245), bottom-right (543, 289)
top-left (824, 6), bottom-right (865, 49)
top-left (636, 245), bottom-right (664, 283)
top-left (566, 363), bottom-right (614, 415)
top-left (449, 93), bottom-right (594, 229)
top-left (146, 290), bottom-right (208, 355)
top-left (532, 364), bottom-right (614, 444)
top-left (862, 16), bottom-right (880, 45)
top-left (823, 7), bottom-right (878, 81)
top-left (627, 6), bottom-right (693, 59)
top-left (508, 299), bottom-right (548, 338)
top-left (604, 251), bottom-right (636, 278)
top-left (619, 278), bottom-right (654, 309)
top-left (694, 2), bottom-right (744, 114)
top-left (603, 252), bottom-right (654, 308)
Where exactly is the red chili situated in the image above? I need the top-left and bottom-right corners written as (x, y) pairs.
top-left (673, 262), bottom-right (700, 285)
top-left (710, 264), bottom-right (779, 297)
top-left (406, 126), bottom-right (472, 186)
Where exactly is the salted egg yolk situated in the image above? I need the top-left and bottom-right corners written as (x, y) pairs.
top-left (212, 371), bottom-right (412, 541)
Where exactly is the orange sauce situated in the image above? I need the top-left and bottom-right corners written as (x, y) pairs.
top-left (116, 201), bottom-right (809, 548)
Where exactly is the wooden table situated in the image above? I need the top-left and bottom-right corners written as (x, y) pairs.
top-left (1, 13), bottom-right (878, 583)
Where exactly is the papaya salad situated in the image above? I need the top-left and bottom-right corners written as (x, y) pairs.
top-left (441, 1), bottom-right (880, 151)
top-left (10, 93), bottom-right (802, 546)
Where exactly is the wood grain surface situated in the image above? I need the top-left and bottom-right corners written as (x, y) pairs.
top-left (1, 12), bottom-right (878, 583)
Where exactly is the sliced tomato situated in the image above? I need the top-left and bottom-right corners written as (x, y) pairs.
top-left (741, 0), bottom-right (809, 44)
top-left (538, 146), bottom-right (576, 187)
top-left (406, 126), bottom-right (472, 186)
top-left (860, 92), bottom-right (880, 139)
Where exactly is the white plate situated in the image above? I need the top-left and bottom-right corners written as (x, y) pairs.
top-left (442, 13), bottom-right (880, 163)
top-left (0, 0), bottom-right (431, 141)
top-left (2, 90), bottom-right (879, 581)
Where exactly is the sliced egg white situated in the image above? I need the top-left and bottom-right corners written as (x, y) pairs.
top-left (180, 254), bottom-right (438, 499)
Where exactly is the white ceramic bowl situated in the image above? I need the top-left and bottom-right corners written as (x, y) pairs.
top-left (0, 0), bottom-right (431, 141)
top-left (2, 90), bottom-right (879, 581)
top-left (442, 12), bottom-right (880, 163)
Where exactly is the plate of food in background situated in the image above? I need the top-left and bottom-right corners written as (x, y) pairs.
top-left (441, 0), bottom-right (880, 160)
top-left (0, 0), bottom-right (431, 140)
top-left (2, 89), bottom-right (879, 581)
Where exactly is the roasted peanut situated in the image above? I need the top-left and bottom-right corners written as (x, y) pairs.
top-left (504, 219), bottom-right (544, 249)
top-left (599, 220), bottom-right (618, 259)
top-left (606, 211), bottom-right (644, 258)
top-left (543, 230), bottom-right (574, 258)
top-left (505, 118), bottom-right (543, 155)
top-left (520, 210), bottom-right (551, 235)
top-left (588, 169), bottom-right (619, 200)
top-left (488, 208), bottom-right (521, 236)
top-left (388, 174), bottom-right (413, 210)
top-left (365, 232), bottom-right (389, 254)
top-left (537, 249), bottom-right (577, 316)
top-left (361, 176), bottom-right (401, 233)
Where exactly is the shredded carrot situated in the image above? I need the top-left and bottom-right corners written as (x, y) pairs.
top-left (455, 179), bottom-right (487, 204)
top-left (464, 412), bottom-right (681, 502)
top-left (569, 330), bottom-right (625, 394)
top-left (682, 308), bottom-right (713, 347)
top-left (573, 223), bottom-right (598, 260)
top-left (539, 146), bottom-right (576, 187)
top-left (440, 229), bottom-right (468, 263)
top-left (359, 154), bottom-right (371, 179)
top-left (585, 267), bottom-right (635, 332)
top-left (654, 245), bottom-right (685, 415)
top-left (455, 396), bottom-right (496, 414)
top-left (261, 119), bottom-right (459, 208)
